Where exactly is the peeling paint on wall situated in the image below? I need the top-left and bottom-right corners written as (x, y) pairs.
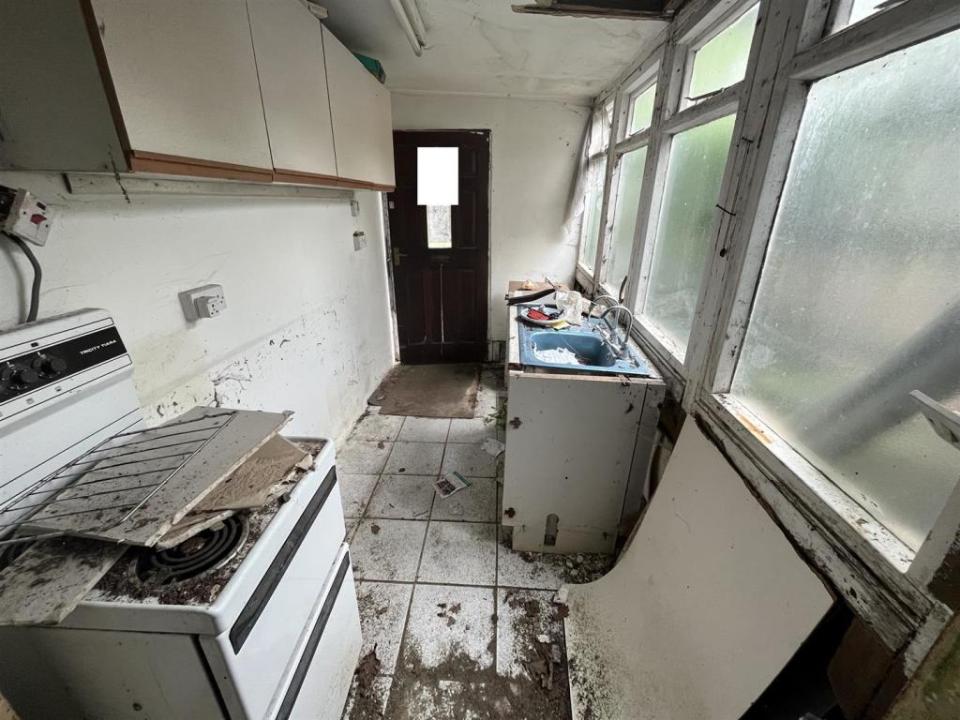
top-left (0, 171), bottom-right (395, 444)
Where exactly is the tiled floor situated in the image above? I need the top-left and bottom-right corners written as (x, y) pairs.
top-left (337, 368), bottom-right (613, 720)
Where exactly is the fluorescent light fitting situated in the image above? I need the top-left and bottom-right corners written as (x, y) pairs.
top-left (389, 0), bottom-right (424, 57)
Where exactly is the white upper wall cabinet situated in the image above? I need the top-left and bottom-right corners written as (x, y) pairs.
top-left (0, 0), bottom-right (393, 188)
top-left (247, 0), bottom-right (337, 179)
top-left (322, 26), bottom-right (395, 188)
top-left (0, 0), bottom-right (124, 172)
top-left (90, 0), bottom-right (273, 173)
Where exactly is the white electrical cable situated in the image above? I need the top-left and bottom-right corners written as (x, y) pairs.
top-left (389, 0), bottom-right (424, 56)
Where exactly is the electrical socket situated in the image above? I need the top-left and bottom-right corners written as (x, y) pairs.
top-left (179, 284), bottom-right (226, 321)
top-left (0, 187), bottom-right (53, 246)
top-left (353, 231), bottom-right (367, 251)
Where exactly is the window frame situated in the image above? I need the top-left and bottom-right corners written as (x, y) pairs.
top-left (624, 0), bottom-right (762, 383)
top-left (583, 0), bottom-right (960, 666)
top-left (576, 101), bottom-right (616, 286)
top-left (596, 60), bottom-right (661, 299)
top-left (685, 0), bottom-right (960, 657)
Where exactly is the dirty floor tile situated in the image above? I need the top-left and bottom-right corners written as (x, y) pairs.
top-left (365, 474), bottom-right (436, 520)
top-left (384, 441), bottom-right (445, 476)
top-left (398, 417), bottom-right (451, 443)
top-left (350, 519), bottom-right (428, 582)
top-left (495, 588), bottom-right (565, 679)
top-left (385, 679), bottom-right (489, 720)
top-left (339, 440), bottom-right (393, 474)
top-left (431, 478), bottom-right (497, 522)
top-left (497, 541), bottom-right (614, 590)
top-left (400, 584), bottom-right (495, 672)
top-left (350, 414), bottom-right (404, 442)
top-left (447, 417), bottom-right (498, 444)
top-left (418, 521), bottom-right (497, 586)
top-left (440, 443), bottom-right (498, 478)
top-left (356, 581), bottom-right (414, 675)
top-left (341, 674), bottom-right (393, 720)
top-left (339, 474), bottom-right (379, 518)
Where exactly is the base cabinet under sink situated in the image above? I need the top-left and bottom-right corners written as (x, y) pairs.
top-left (501, 370), bottom-right (664, 554)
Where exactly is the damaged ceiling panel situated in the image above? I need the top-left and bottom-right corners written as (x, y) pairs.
top-left (319, 0), bottom-right (667, 101)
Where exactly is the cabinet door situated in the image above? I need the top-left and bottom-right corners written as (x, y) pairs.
top-left (89, 0), bottom-right (272, 176)
top-left (248, 0), bottom-right (336, 179)
top-left (322, 27), bottom-right (395, 188)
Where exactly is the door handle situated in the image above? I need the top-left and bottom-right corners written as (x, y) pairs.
top-left (392, 247), bottom-right (409, 267)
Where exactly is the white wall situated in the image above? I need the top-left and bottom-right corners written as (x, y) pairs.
top-left (390, 92), bottom-right (589, 343)
top-left (0, 172), bottom-right (395, 442)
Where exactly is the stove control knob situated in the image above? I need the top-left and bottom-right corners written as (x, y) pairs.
top-left (31, 354), bottom-right (67, 376)
top-left (3, 365), bottom-right (39, 388)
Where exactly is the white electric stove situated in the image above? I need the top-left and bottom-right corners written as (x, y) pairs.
top-left (0, 310), bottom-right (361, 720)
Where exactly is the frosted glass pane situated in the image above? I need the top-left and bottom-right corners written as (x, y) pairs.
top-left (687, 3), bottom-right (758, 101)
top-left (628, 85), bottom-right (656, 135)
top-left (730, 31), bottom-right (960, 551)
top-left (426, 205), bottom-right (452, 249)
top-left (603, 146), bottom-right (647, 292)
top-left (579, 157), bottom-right (606, 271)
top-left (641, 114), bottom-right (735, 357)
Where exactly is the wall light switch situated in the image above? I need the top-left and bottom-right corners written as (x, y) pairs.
top-left (353, 231), bottom-right (367, 251)
top-left (179, 284), bottom-right (226, 321)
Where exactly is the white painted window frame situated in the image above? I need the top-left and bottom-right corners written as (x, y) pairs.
top-left (587, 0), bottom-right (960, 666)
top-left (576, 102), bottom-right (616, 283)
top-left (684, 0), bottom-right (960, 661)
top-left (622, 0), bottom-right (763, 388)
top-left (596, 60), bottom-right (661, 299)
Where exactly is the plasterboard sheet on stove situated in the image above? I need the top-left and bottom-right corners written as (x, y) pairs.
top-left (154, 434), bottom-right (310, 549)
top-left (0, 537), bottom-right (125, 626)
top-left (154, 509), bottom-right (236, 550)
top-left (563, 419), bottom-right (833, 720)
top-left (194, 434), bottom-right (309, 512)
top-left (23, 406), bottom-right (291, 547)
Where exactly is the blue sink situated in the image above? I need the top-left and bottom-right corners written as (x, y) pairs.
top-left (518, 319), bottom-right (654, 377)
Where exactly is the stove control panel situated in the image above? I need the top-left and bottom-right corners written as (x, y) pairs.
top-left (0, 324), bottom-right (128, 405)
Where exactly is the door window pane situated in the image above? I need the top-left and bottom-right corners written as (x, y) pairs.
top-left (687, 3), bottom-right (759, 101)
top-left (628, 85), bottom-right (656, 135)
top-left (579, 157), bottom-right (607, 271)
top-left (603, 146), bottom-right (647, 292)
top-left (640, 114), bottom-right (735, 357)
top-left (729, 31), bottom-right (960, 551)
top-left (426, 205), bottom-right (452, 249)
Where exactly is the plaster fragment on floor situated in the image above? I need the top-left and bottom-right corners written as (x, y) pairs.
top-left (496, 588), bottom-right (565, 680)
top-left (497, 535), bottom-right (613, 590)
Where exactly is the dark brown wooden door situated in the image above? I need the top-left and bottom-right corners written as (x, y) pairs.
top-left (388, 130), bottom-right (490, 363)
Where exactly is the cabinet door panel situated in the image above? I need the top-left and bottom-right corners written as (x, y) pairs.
top-left (90, 0), bottom-right (272, 171)
top-left (248, 0), bottom-right (336, 177)
top-left (322, 27), bottom-right (395, 188)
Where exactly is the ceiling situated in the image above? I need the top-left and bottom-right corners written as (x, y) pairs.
top-left (319, 0), bottom-right (667, 102)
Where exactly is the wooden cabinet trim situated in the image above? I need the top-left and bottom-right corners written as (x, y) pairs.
top-left (128, 150), bottom-right (274, 183)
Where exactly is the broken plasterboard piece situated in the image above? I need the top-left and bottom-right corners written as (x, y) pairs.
top-left (22, 407), bottom-right (292, 547)
top-left (154, 435), bottom-right (311, 549)
top-left (0, 537), bottom-right (126, 626)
